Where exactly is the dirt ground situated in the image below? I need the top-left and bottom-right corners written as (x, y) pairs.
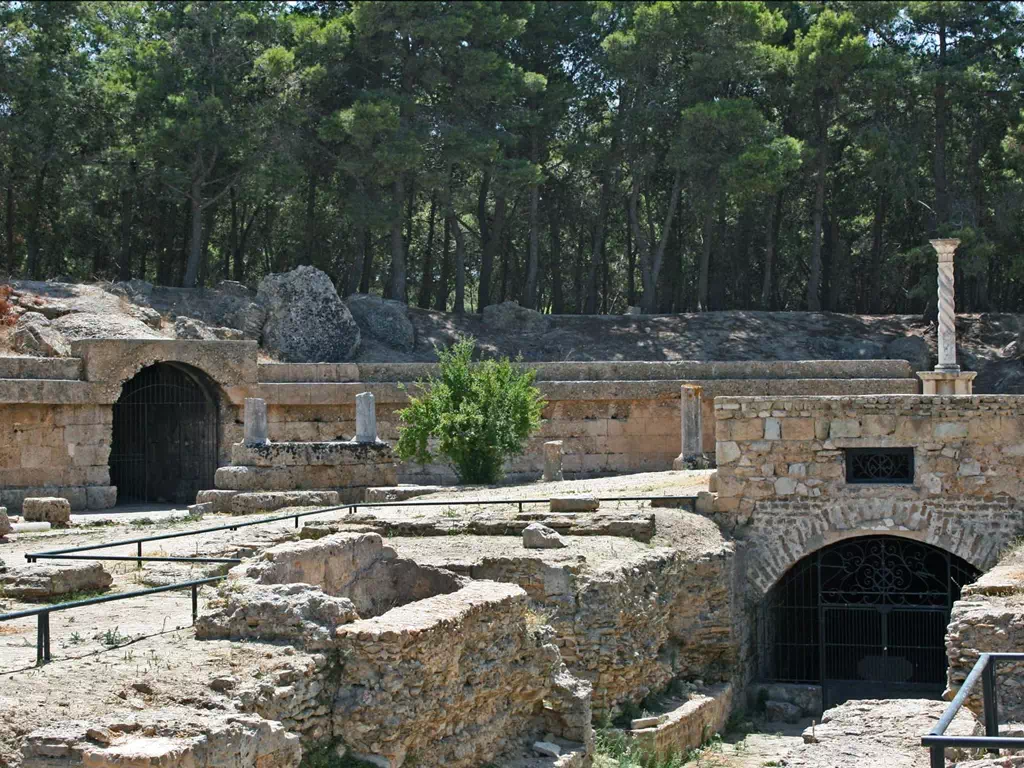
top-left (0, 471), bottom-right (715, 768)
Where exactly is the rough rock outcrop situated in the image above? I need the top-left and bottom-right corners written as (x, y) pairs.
top-left (174, 316), bottom-right (244, 341)
top-left (54, 311), bottom-right (162, 341)
top-left (346, 293), bottom-right (416, 352)
top-left (12, 312), bottom-right (71, 357)
top-left (886, 335), bottom-right (932, 372)
top-left (482, 300), bottom-right (550, 335)
top-left (19, 713), bottom-right (301, 768)
top-left (257, 266), bottom-right (360, 362)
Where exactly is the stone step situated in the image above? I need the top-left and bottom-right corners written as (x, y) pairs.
top-left (215, 464), bottom-right (396, 492)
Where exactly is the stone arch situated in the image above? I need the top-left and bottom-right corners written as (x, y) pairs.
top-left (109, 362), bottom-right (221, 504)
top-left (755, 534), bottom-right (980, 708)
top-left (739, 498), bottom-right (1015, 600)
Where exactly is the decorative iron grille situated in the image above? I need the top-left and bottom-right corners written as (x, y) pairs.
top-left (845, 448), bottom-right (914, 484)
top-left (757, 535), bottom-right (979, 707)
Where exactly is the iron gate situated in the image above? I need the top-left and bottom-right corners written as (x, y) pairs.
top-left (109, 363), bottom-right (218, 504)
top-left (758, 536), bottom-right (979, 708)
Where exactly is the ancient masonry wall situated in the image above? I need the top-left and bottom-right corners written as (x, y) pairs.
top-left (0, 341), bottom-right (916, 508)
top-left (444, 544), bottom-right (736, 718)
top-left (945, 551), bottom-right (1024, 721)
top-left (714, 395), bottom-right (1024, 600)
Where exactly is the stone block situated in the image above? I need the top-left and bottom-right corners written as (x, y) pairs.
top-left (764, 418), bottom-right (781, 440)
top-left (229, 491), bottom-right (341, 515)
top-left (0, 507), bottom-right (10, 537)
top-left (523, 523), bottom-right (567, 549)
top-left (829, 419), bottom-right (861, 439)
top-left (356, 391), bottom-right (377, 443)
top-left (196, 489), bottom-right (239, 513)
top-left (22, 496), bottom-right (71, 527)
top-left (716, 441), bottom-right (741, 465)
top-left (550, 495), bottom-right (599, 513)
top-left (782, 418), bottom-right (816, 441)
top-left (729, 419), bottom-right (764, 441)
top-left (543, 440), bottom-right (564, 482)
top-left (0, 562), bottom-right (112, 601)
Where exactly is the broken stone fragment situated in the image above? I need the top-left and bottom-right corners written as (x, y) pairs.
top-left (0, 506), bottom-right (11, 537)
top-left (533, 741), bottom-right (561, 758)
top-left (0, 562), bottom-right (112, 601)
top-left (523, 522), bottom-right (567, 549)
top-left (631, 715), bottom-right (664, 730)
top-left (210, 676), bottom-right (238, 692)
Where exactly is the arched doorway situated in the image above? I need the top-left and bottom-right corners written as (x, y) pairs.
top-left (757, 536), bottom-right (979, 708)
top-left (109, 363), bottom-right (219, 504)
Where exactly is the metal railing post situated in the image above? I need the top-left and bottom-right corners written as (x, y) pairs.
top-left (137, 542), bottom-right (142, 570)
top-left (929, 745), bottom-right (944, 768)
top-left (983, 657), bottom-right (1000, 753)
top-left (36, 613), bottom-right (45, 665)
top-left (192, 584), bottom-right (199, 624)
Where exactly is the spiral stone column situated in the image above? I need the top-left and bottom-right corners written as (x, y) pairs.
top-left (918, 239), bottom-right (976, 395)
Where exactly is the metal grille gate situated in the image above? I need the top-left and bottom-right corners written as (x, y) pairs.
top-left (109, 363), bottom-right (218, 504)
top-left (758, 536), bottom-right (979, 708)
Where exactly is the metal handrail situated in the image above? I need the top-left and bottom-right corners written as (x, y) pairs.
top-left (922, 652), bottom-right (1024, 767)
top-left (0, 576), bottom-right (224, 665)
top-left (4, 493), bottom-right (694, 666)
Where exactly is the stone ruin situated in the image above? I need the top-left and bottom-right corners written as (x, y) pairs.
top-left (196, 533), bottom-right (594, 767)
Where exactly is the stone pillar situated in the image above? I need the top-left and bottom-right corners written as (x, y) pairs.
top-left (934, 238), bottom-right (960, 373)
top-left (543, 440), bottom-right (564, 482)
top-left (355, 391), bottom-right (377, 443)
top-left (918, 239), bottom-right (977, 395)
top-left (243, 398), bottom-right (269, 445)
top-left (673, 385), bottom-right (703, 470)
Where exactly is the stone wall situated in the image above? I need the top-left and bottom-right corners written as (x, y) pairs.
top-left (945, 548), bottom-right (1024, 720)
top-left (0, 342), bottom-right (918, 503)
top-left (0, 403), bottom-right (115, 512)
top-left (197, 533), bottom-right (591, 767)
top-left (713, 395), bottom-right (1024, 600)
top-left (434, 543), bottom-right (736, 718)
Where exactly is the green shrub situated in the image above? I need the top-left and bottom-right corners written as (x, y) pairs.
top-left (396, 337), bottom-right (546, 484)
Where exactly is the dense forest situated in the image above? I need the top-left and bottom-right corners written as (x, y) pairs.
top-left (1, 1), bottom-right (1023, 315)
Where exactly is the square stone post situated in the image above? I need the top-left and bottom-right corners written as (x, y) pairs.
top-left (543, 440), bottom-right (564, 482)
top-left (918, 239), bottom-right (977, 395)
top-left (243, 398), bottom-right (269, 445)
top-left (355, 391), bottom-right (377, 443)
top-left (673, 385), bottom-right (703, 469)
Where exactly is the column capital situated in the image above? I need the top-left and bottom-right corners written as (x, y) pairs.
top-left (930, 238), bottom-right (961, 263)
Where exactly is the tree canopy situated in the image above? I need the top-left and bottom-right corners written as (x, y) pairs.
top-left (2, 0), bottom-right (1023, 314)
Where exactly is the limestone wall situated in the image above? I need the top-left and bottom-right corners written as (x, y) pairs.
top-left (446, 544), bottom-right (736, 718)
top-left (0, 345), bottom-right (918, 501)
top-left (945, 549), bottom-right (1024, 720)
top-left (0, 403), bottom-right (115, 512)
top-left (713, 395), bottom-right (1024, 598)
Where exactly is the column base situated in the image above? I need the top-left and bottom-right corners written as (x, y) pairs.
top-left (917, 370), bottom-right (977, 395)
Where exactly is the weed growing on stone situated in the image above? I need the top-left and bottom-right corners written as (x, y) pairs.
top-left (102, 626), bottom-right (128, 647)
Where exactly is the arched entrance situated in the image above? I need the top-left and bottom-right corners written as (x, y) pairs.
top-left (109, 363), bottom-right (219, 504)
top-left (757, 536), bottom-right (979, 708)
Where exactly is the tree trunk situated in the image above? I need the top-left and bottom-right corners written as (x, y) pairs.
top-left (390, 176), bottom-right (407, 302)
top-left (478, 190), bottom-right (505, 312)
top-left (304, 169), bottom-right (317, 264)
top-left (417, 190), bottom-right (437, 308)
top-left (26, 164), bottom-right (48, 280)
top-left (199, 202), bottom-right (216, 287)
top-left (435, 214), bottom-right (451, 311)
top-left (359, 228), bottom-right (373, 294)
top-left (761, 191), bottom-right (783, 309)
top-left (868, 191), bottom-right (886, 313)
top-left (524, 134), bottom-right (541, 309)
top-left (586, 171), bottom-right (613, 314)
top-left (806, 141), bottom-right (827, 311)
top-left (933, 17), bottom-right (949, 229)
top-left (625, 197), bottom-right (635, 307)
top-left (5, 181), bottom-right (15, 276)
top-left (229, 186), bottom-right (239, 281)
top-left (183, 176), bottom-right (204, 288)
top-left (696, 178), bottom-right (717, 311)
top-left (452, 215), bottom-right (466, 315)
top-left (118, 160), bottom-right (137, 281)
top-left (550, 201), bottom-right (564, 314)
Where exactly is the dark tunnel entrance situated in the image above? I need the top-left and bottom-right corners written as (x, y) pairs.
top-left (757, 536), bottom-right (979, 709)
top-left (109, 362), bottom-right (219, 504)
